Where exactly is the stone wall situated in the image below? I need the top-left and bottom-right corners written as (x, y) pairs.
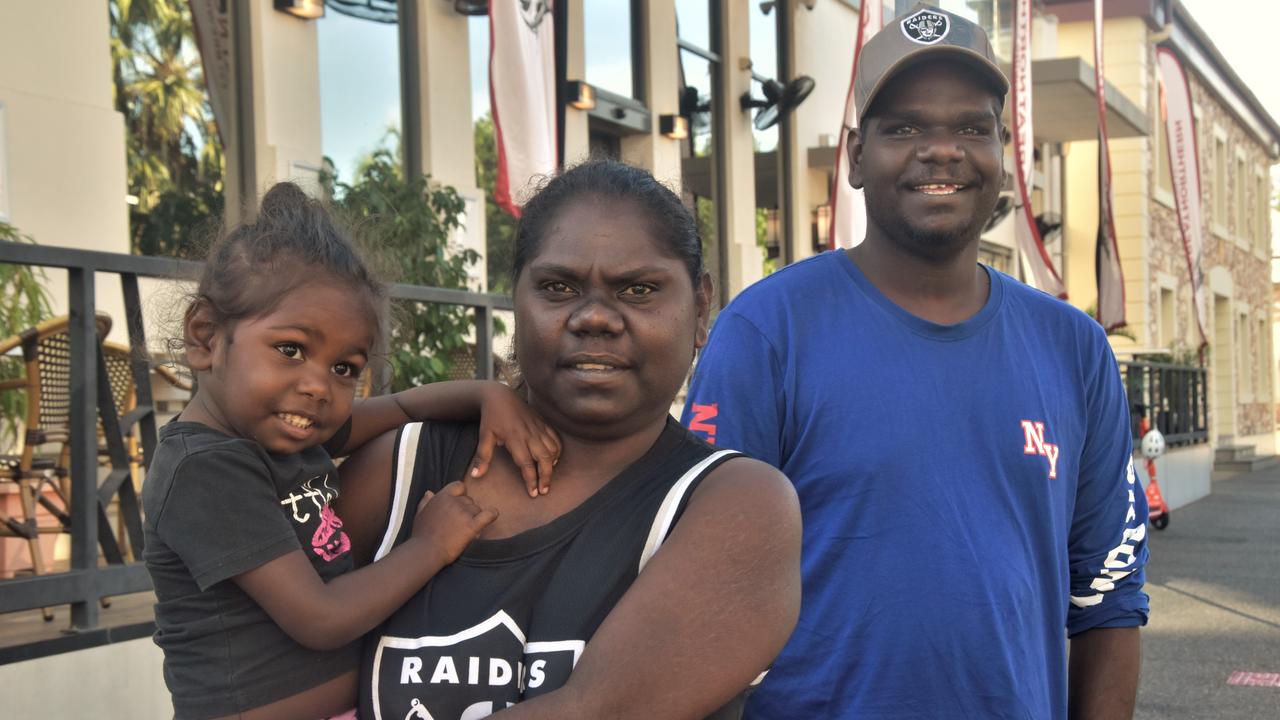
top-left (1144, 47), bottom-right (1274, 439)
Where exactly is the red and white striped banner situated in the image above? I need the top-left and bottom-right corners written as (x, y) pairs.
top-left (829, 0), bottom-right (883, 250)
top-left (1156, 47), bottom-right (1209, 348)
top-left (490, 0), bottom-right (557, 217)
top-left (1093, 0), bottom-right (1126, 331)
top-left (1012, 0), bottom-right (1065, 297)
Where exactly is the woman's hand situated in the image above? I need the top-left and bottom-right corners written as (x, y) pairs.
top-left (469, 383), bottom-right (562, 497)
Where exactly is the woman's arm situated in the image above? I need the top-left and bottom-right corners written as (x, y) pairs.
top-left (497, 457), bottom-right (802, 720)
top-left (331, 429), bottom-right (398, 567)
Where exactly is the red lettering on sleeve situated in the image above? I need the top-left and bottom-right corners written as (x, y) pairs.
top-left (688, 403), bottom-right (719, 445)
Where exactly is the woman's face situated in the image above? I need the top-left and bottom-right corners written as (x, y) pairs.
top-left (513, 196), bottom-right (711, 441)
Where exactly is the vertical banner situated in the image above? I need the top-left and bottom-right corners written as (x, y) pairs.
top-left (490, 0), bottom-right (557, 216)
top-left (1011, 0), bottom-right (1066, 297)
top-left (1156, 47), bottom-right (1209, 348)
top-left (1093, 0), bottom-right (1126, 331)
top-left (828, 0), bottom-right (883, 250)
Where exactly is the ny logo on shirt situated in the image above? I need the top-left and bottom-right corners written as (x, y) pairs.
top-left (1020, 420), bottom-right (1060, 479)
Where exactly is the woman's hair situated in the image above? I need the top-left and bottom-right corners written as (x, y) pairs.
top-left (511, 159), bottom-right (705, 286)
top-left (189, 181), bottom-right (387, 341)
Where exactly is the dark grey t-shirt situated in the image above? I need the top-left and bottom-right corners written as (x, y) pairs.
top-left (142, 421), bottom-right (359, 719)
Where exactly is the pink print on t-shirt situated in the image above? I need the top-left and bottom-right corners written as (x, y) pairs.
top-left (312, 505), bottom-right (351, 562)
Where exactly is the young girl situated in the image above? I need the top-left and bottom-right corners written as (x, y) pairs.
top-left (141, 182), bottom-right (559, 720)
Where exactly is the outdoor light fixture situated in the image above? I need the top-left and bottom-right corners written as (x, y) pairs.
top-left (566, 81), bottom-right (597, 111)
top-left (659, 114), bottom-right (689, 140)
top-left (812, 204), bottom-right (831, 252)
top-left (453, 0), bottom-right (489, 14)
top-left (274, 0), bottom-right (325, 19)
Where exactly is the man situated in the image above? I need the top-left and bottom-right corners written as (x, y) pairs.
top-left (681, 5), bottom-right (1148, 719)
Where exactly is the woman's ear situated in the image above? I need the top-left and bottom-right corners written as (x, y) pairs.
top-left (184, 299), bottom-right (221, 372)
top-left (694, 272), bottom-right (713, 350)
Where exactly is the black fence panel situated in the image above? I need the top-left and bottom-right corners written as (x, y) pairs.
top-left (1119, 360), bottom-right (1209, 447)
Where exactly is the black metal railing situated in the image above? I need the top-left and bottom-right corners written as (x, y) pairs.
top-left (0, 241), bottom-right (510, 631)
top-left (1119, 360), bottom-right (1209, 447)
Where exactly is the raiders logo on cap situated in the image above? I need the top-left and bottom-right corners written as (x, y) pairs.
top-left (520, 0), bottom-right (551, 29)
top-left (900, 9), bottom-right (950, 45)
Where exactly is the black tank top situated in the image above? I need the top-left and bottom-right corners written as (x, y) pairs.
top-left (358, 418), bottom-right (755, 720)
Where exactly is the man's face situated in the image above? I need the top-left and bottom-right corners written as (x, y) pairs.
top-left (849, 59), bottom-right (1008, 260)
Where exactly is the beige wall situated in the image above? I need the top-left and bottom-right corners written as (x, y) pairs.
top-left (0, 636), bottom-right (172, 717)
top-left (0, 0), bottom-right (130, 341)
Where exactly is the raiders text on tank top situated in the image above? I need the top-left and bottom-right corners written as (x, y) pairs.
top-left (358, 417), bottom-right (756, 720)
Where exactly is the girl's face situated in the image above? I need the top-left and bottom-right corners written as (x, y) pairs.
top-left (513, 197), bottom-right (711, 441)
top-left (189, 280), bottom-right (374, 455)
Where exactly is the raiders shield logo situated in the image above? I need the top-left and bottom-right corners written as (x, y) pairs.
top-left (520, 0), bottom-right (551, 30)
top-left (901, 9), bottom-right (950, 45)
top-left (370, 611), bottom-right (584, 720)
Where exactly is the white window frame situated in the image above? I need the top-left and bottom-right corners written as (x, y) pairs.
top-left (1256, 167), bottom-right (1270, 260)
top-left (1234, 148), bottom-right (1250, 251)
top-left (1211, 128), bottom-right (1229, 240)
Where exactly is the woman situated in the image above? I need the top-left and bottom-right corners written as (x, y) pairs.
top-left (336, 160), bottom-right (802, 720)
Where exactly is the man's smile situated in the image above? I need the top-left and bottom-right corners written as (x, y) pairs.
top-left (911, 182), bottom-right (968, 195)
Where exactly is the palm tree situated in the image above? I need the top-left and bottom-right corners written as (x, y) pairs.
top-left (110, 0), bottom-right (224, 257)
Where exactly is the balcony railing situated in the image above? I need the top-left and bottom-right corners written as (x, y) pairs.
top-left (1119, 360), bottom-right (1209, 447)
top-left (0, 241), bottom-right (509, 631)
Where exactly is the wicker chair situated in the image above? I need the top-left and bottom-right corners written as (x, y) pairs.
top-left (0, 313), bottom-right (124, 620)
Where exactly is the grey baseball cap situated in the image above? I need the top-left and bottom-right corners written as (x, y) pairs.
top-left (855, 4), bottom-right (1009, 122)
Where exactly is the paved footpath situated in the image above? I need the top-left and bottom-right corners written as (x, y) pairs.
top-left (1134, 464), bottom-right (1280, 719)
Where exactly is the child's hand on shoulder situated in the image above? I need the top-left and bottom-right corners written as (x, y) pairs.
top-left (412, 481), bottom-right (497, 566)
top-left (469, 382), bottom-right (561, 498)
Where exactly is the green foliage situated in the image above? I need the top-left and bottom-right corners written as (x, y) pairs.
top-left (0, 223), bottom-right (53, 445)
top-left (110, 0), bottom-right (224, 258)
top-left (755, 208), bottom-right (777, 276)
top-left (474, 114), bottom-right (519, 293)
top-left (323, 147), bottom-right (480, 391)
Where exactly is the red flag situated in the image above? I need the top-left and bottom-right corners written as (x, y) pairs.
top-left (1012, 0), bottom-right (1065, 297)
top-left (1156, 47), bottom-right (1208, 348)
top-left (490, 0), bottom-right (557, 217)
top-left (1093, 0), bottom-right (1125, 331)
top-left (829, 0), bottom-right (883, 250)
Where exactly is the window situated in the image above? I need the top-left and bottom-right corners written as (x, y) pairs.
top-left (1213, 134), bottom-right (1227, 233)
top-left (585, 1), bottom-right (639, 101)
top-left (1259, 315), bottom-right (1272, 397)
top-left (1159, 286), bottom-right (1175, 348)
top-left (317, 7), bottom-right (402, 188)
top-left (677, 0), bottom-right (724, 303)
top-left (1258, 171), bottom-right (1271, 256)
top-left (1237, 312), bottom-right (1252, 400)
top-left (1236, 154), bottom-right (1247, 241)
top-left (1153, 89), bottom-right (1173, 199)
top-left (978, 241), bottom-right (1013, 275)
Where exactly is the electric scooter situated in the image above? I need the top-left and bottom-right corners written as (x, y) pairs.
top-left (1139, 417), bottom-right (1170, 530)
